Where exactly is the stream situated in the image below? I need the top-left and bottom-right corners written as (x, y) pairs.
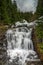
top-left (6, 20), bottom-right (40, 65)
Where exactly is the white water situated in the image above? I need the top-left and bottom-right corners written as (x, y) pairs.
top-left (6, 20), bottom-right (38, 65)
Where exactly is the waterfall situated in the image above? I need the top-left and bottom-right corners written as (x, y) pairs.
top-left (6, 20), bottom-right (39, 65)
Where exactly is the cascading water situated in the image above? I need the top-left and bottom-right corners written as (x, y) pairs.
top-left (6, 20), bottom-right (39, 65)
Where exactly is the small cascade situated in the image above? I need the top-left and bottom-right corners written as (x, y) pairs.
top-left (6, 20), bottom-right (40, 65)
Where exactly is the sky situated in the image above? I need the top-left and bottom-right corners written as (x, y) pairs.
top-left (12, 0), bottom-right (38, 14)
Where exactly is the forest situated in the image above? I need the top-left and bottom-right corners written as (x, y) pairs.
top-left (0, 0), bottom-right (43, 23)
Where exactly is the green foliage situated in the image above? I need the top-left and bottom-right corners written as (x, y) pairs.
top-left (0, 0), bottom-right (43, 24)
top-left (0, 0), bottom-right (17, 24)
top-left (0, 0), bottom-right (11, 23)
top-left (36, 0), bottom-right (43, 16)
top-left (38, 43), bottom-right (43, 53)
top-left (35, 18), bottom-right (43, 39)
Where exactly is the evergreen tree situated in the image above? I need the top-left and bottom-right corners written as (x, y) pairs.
top-left (0, 0), bottom-right (11, 24)
top-left (36, 0), bottom-right (43, 16)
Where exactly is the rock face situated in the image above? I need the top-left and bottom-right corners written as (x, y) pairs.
top-left (32, 28), bottom-right (43, 61)
top-left (0, 25), bottom-right (7, 65)
top-left (27, 61), bottom-right (42, 65)
top-left (0, 37), bottom-right (7, 65)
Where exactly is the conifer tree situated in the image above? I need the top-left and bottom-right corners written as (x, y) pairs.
top-left (0, 0), bottom-right (11, 24)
